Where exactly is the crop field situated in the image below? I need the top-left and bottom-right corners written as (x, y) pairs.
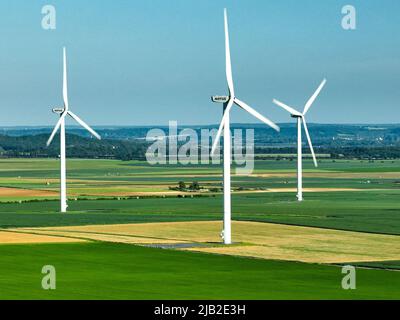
top-left (1, 158), bottom-right (400, 202)
top-left (11, 221), bottom-right (400, 263)
top-left (0, 242), bottom-right (399, 300)
top-left (0, 158), bottom-right (399, 299)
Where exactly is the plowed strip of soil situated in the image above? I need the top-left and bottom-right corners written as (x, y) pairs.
top-left (0, 187), bottom-right (58, 197)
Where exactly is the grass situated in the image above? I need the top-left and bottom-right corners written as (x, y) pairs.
top-left (0, 242), bottom-right (399, 300)
top-left (0, 191), bottom-right (399, 235)
top-left (1, 159), bottom-right (400, 200)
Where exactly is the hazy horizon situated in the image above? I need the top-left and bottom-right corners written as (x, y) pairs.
top-left (1, 122), bottom-right (400, 130)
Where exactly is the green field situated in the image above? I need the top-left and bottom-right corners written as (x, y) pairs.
top-left (0, 242), bottom-right (399, 300)
top-left (0, 159), bottom-right (399, 201)
top-left (0, 191), bottom-right (398, 235)
top-left (0, 158), bottom-right (399, 299)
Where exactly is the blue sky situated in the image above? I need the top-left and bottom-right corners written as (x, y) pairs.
top-left (0, 0), bottom-right (399, 126)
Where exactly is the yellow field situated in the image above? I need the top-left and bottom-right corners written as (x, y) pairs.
top-left (0, 230), bottom-right (86, 244)
top-left (10, 221), bottom-right (400, 264)
top-left (0, 187), bottom-right (58, 197)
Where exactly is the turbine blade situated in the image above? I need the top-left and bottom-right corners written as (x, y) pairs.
top-left (224, 8), bottom-right (235, 97)
top-left (272, 99), bottom-right (302, 116)
top-left (67, 111), bottom-right (101, 140)
top-left (63, 47), bottom-right (69, 110)
top-left (211, 100), bottom-right (234, 155)
top-left (210, 120), bottom-right (224, 156)
top-left (303, 79), bottom-right (326, 115)
top-left (302, 117), bottom-right (318, 167)
top-left (234, 98), bottom-right (280, 132)
top-left (47, 112), bottom-right (67, 146)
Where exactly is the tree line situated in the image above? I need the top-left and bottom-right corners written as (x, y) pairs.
top-left (1, 133), bottom-right (400, 161)
top-left (0, 134), bottom-right (148, 161)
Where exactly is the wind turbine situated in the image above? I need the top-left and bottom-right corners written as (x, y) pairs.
top-left (211, 9), bottom-right (280, 245)
top-left (273, 79), bottom-right (327, 202)
top-left (47, 47), bottom-right (101, 213)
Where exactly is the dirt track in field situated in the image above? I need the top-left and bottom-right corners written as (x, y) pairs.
top-left (74, 187), bottom-right (375, 197)
top-left (74, 190), bottom-right (189, 197)
top-left (0, 187), bottom-right (58, 197)
top-left (265, 188), bottom-right (363, 193)
top-left (252, 172), bottom-right (400, 179)
top-left (11, 221), bottom-right (400, 264)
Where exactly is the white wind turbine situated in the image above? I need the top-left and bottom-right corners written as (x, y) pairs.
top-left (273, 79), bottom-right (327, 202)
top-left (47, 47), bottom-right (101, 213)
top-left (211, 9), bottom-right (280, 245)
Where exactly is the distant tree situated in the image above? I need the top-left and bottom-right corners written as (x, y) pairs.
top-left (178, 181), bottom-right (186, 190)
top-left (189, 181), bottom-right (200, 191)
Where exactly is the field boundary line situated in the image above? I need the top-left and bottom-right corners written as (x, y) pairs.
top-left (13, 228), bottom-right (200, 244)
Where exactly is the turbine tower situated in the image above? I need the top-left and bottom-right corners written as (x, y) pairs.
top-left (47, 47), bottom-right (101, 213)
top-left (273, 79), bottom-right (326, 201)
top-left (211, 9), bottom-right (280, 244)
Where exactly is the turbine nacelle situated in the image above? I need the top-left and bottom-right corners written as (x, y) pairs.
top-left (211, 96), bottom-right (229, 103)
top-left (52, 108), bottom-right (65, 114)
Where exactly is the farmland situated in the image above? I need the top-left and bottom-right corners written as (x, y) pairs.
top-left (0, 158), bottom-right (399, 299)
